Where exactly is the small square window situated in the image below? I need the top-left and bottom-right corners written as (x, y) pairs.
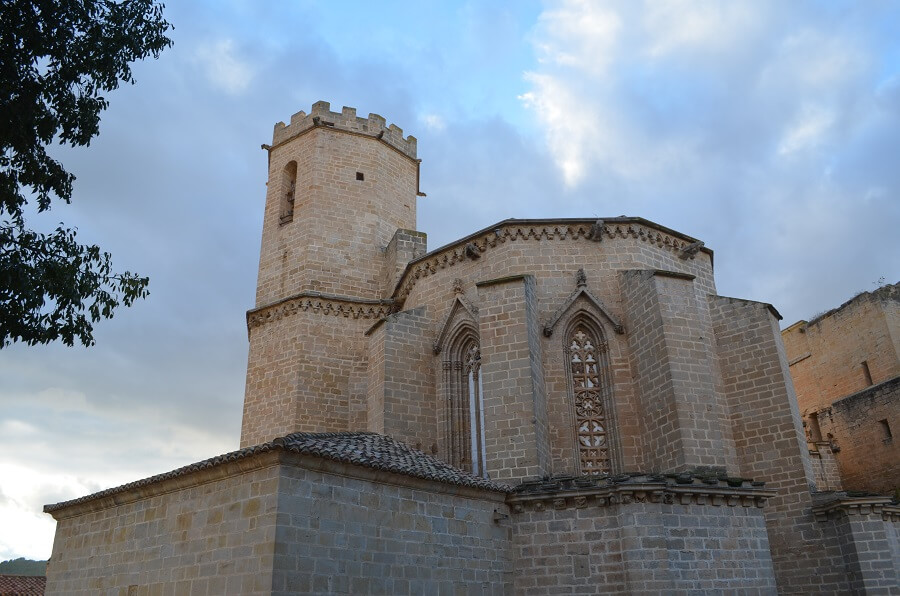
top-left (356, 172), bottom-right (364, 181)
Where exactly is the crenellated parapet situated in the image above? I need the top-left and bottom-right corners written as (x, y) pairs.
top-left (272, 100), bottom-right (417, 159)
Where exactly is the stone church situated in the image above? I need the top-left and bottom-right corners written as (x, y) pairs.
top-left (44, 102), bottom-right (899, 594)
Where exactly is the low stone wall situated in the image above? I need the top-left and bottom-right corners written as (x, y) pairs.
top-left (273, 454), bottom-right (510, 594)
top-left (45, 454), bottom-right (282, 595)
top-left (45, 446), bottom-right (511, 595)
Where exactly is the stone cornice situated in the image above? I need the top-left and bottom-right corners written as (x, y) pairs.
top-left (392, 218), bottom-right (713, 307)
top-left (507, 474), bottom-right (776, 513)
top-left (811, 496), bottom-right (899, 521)
top-left (45, 449), bottom-right (284, 519)
top-left (46, 433), bottom-right (510, 519)
top-left (247, 292), bottom-right (394, 330)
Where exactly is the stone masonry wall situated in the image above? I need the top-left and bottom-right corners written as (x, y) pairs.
top-left (808, 445), bottom-right (843, 492)
top-left (397, 220), bottom-right (716, 478)
top-left (365, 307), bottom-right (437, 453)
top-left (816, 377), bottom-right (900, 495)
top-left (273, 456), bottom-right (511, 594)
top-left (709, 296), bottom-right (849, 594)
top-left (46, 450), bottom-right (512, 596)
top-left (621, 270), bottom-right (738, 474)
top-left (381, 229), bottom-right (428, 296)
top-left (476, 275), bottom-right (551, 484)
top-left (782, 283), bottom-right (900, 416)
top-left (831, 510), bottom-right (899, 593)
top-left (242, 308), bottom-right (377, 447)
top-left (46, 457), bottom-right (281, 595)
top-left (255, 107), bottom-right (418, 308)
top-left (510, 498), bottom-right (775, 594)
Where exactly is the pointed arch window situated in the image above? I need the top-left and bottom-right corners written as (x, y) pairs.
top-left (568, 321), bottom-right (614, 475)
top-left (442, 330), bottom-right (487, 477)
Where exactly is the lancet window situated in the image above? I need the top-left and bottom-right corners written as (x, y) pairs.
top-left (442, 329), bottom-right (487, 477)
top-left (567, 320), bottom-right (614, 475)
top-left (280, 161), bottom-right (297, 224)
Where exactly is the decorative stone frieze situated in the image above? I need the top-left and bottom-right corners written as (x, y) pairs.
top-left (507, 473), bottom-right (776, 513)
top-left (247, 292), bottom-right (394, 329)
top-left (393, 217), bottom-right (710, 305)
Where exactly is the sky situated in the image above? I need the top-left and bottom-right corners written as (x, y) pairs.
top-left (2, 0), bottom-right (899, 560)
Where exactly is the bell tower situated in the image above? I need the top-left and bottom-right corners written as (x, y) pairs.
top-left (241, 102), bottom-right (422, 447)
top-left (254, 100), bottom-right (419, 305)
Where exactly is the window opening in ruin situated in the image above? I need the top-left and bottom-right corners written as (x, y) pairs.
top-left (356, 171), bottom-right (364, 181)
top-left (280, 161), bottom-right (297, 224)
top-left (568, 322), bottom-right (613, 475)
top-left (442, 332), bottom-right (487, 478)
top-left (861, 360), bottom-right (874, 386)
top-left (879, 419), bottom-right (892, 442)
top-left (807, 412), bottom-right (823, 443)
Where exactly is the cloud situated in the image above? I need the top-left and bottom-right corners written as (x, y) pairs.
top-left (420, 113), bottom-right (446, 132)
top-left (194, 38), bottom-right (254, 94)
top-left (520, 0), bottom-right (900, 322)
top-left (641, 0), bottom-right (762, 58)
top-left (777, 104), bottom-right (835, 156)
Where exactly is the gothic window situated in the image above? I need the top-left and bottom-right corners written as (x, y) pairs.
top-left (280, 161), bottom-right (297, 224)
top-left (442, 330), bottom-right (487, 477)
top-left (568, 321), bottom-right (613, 475)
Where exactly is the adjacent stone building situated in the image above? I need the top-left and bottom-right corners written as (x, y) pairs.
top-left (44, 103), bottom-right (900, 594)
top-left (782, 282), bottom-right (900, 496)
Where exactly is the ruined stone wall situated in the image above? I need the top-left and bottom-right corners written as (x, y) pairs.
top-left (782, 284), bottom-right (900, 416)
top-left (273, 456), bottom-right (511, 594)
top-left (46, 457), bottom-right (282, 595)
top-left (781, 283), bottom-right (900, 496)
top-left (816, 377), bottom-right (900, 495)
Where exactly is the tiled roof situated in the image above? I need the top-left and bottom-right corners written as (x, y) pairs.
top-left (0, 575), bottom-right (45, 596)
top-left (45, 432), bottom-right (509, 513)
top-left (273, 432), bottom-right (510, 492)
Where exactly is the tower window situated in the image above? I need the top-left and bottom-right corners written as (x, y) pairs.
top-left (356, 171), bottom-right (364, 181)
top-left (879, 419), bottom-right (892, 443)
top-left (861, 360), bottom-right (873, 386)
top-left (280, 161), bottom-right (297, 224)
top-left (807, 412), bottom-right (823, 443)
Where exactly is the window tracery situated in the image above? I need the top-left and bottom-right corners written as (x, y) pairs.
top-left (568, 322), bottom-right (613, 475)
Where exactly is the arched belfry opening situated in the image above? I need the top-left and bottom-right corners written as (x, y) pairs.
top-left (441, 323), bottom-right (487, 477)
top-left (280, 160), bottom-right (297, 224)
top-left (565, 314), bottom-right (618, 475)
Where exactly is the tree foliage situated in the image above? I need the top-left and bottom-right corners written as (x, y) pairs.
top-left (0, 0), bottom-right (172, 347)
top-left (0, 557), bottom-right (47, 576)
